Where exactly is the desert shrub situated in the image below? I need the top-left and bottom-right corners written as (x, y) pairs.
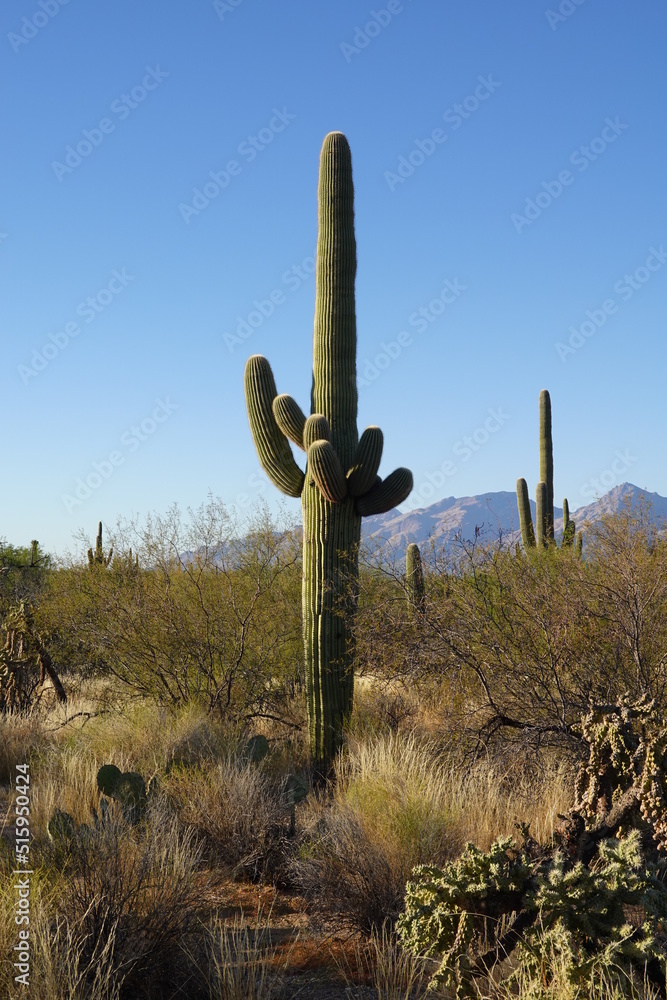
top-left (36, 500), bottom-right (303, 723)
top-left (164, 755), bottom-right (288, 879)
top-left (338, 919), bottom-right (434, 1000)
top-left (291, 731), bottom-right (574, 935)
top-left (292, 803), bottom-right (402, 933)
top-left (45, 800), bottom-right (205, 996)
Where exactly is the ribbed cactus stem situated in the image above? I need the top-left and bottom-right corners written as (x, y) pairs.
top-left (245, 357), bottom-right (305, 497)
top-left (88, 521), bottom-right (112, 568)
top-left (312, 132), bottom-right (358, 469)
top-left (516, 478), bottom-right (536, 549)
top-left (536, 482), bottom-right (547, 548)
top-left (347, 426), bottom-right (383, 496)
top-left (308, 441), bottom-right (348, 502)
top-left (539, 390), bottom-right (554, 542)
top-left (406, 542), bottom-right (426, 612)
top-left (273, 394), bottom-right (307, 449)
top-left (562, 497), bottom-right (576, 548)
top-left (243, 132), bottom-right (413, 776)
top-left (355, 468), bottom-right (413, 516)
top-left (303, 414), bottom-right (331, 449)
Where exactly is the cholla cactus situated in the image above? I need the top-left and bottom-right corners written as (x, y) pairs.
top-left (244, 133), bottom-right (413, 774)
top-left (573, 693), bottom-right (667, 852)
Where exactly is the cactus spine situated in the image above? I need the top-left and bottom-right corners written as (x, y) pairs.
top-left (516, 390), bottom-right (580, 552)
top-left (244, 133), bottom-right (413, 774)
top-left (406, 543), bottom-right (426, 612)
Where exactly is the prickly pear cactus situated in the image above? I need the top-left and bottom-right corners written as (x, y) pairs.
top-left (47, 808), bottom-right (76, 843)
top-left (96, 764), bottom-right (147, 822)
top-left (244, 133), bottom-right (413, 774)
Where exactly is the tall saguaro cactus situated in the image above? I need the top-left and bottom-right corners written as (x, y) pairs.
top-left (406, 542), bottom-right (426, 613)
top-left (244, 133), bottom-right (413, 774)
top-left (516, 389), bottom-right (581, 553)
top-left (88, 522), bottom-right (113, 569)
top-left (539, 389), bottom-right (554, 542)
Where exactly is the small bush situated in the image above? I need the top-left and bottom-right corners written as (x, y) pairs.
top-left (165, 756), bottom-right (287, 879)
top-left (185, 908), bottom-right (296, 1000)
top-left (48, 799), bottom-right (205, 994)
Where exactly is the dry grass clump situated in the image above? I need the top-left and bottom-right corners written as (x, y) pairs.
top-left (40, 800), bottom-right (205, 996)
top-left (184, 907), bottom-right (297, 1000)
top-left (291, 731), bottom-right (574, 934)
top-left (164, 756), bottom-right (289, 880)
top-left (0, 710), bottom-right (49, 785)
top-left (338, 919), bottom-right (438, 999)
top-left (64, 698), bottom-right (233, 775)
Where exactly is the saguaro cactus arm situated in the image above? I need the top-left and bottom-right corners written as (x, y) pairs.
top-left (272, 394), bottom-right (307, 449)
top-left (355, 468), bottom-right (413, 516)
top-left (516, 478), bottom-right (536, 549)
top-left (244, 355), bottom-right (305, 497)
top-left (308, 441), bottom-right (348, 502)
top-left (346, 426), bottom-right (384, 496)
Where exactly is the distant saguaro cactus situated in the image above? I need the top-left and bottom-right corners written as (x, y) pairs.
top-left (244, 133), bottom-right (413, 775)
top-left (516, 390), bottom-right (580, 553)
top-left (88, 521), bottom-right (113, 569)
top-left (406, 542), bottom-right (426, 612)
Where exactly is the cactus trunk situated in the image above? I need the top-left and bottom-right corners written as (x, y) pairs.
top-left (539, 390), bottom-right (554, 542)
top-left (302, 134), bottom-right (360, 773)
top-left (516, 477), bottom-right (536, 549)
top-left (244, 133), bottom-right (413, 777)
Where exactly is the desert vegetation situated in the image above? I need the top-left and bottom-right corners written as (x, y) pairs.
top-left (3, 134), bottom-right (667, 999)
top-left (1, 495), bottom-right (667, 999)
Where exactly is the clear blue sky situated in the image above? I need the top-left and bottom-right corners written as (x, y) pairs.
top-left (2, 0), bottom-right (665, 556)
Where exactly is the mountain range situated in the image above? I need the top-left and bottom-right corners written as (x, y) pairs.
top-left (360, 483), bottom-right (667, 561)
